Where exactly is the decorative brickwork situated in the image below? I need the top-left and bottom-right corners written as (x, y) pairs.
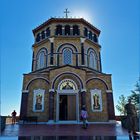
top-left (20, 18), bottom-right (115, 123)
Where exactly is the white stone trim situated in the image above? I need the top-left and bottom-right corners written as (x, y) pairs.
top-left (33, 89), bottom-right (45, 112)
top-left (19, 121), bottom-right (116, 124)
top-left (51, 71), bottom-right (85, 89)
top-left (49, 64), bottom-right (54, 66)
top-left (49, 89), bottom-right (55, 92)
top-left (90, 89), bottom-right (102, 112)
top-left (56, 43), bottom-right (77, 53)
top-left (25, 77), bottom-right (49, 90)
top-left (109, 120), bottom-right (116, 123)
top-left (49, 37), bottom-right (54, 43)
top-left (106, 90), bottom-right (113, 93)
top-left (81, 89), bottom-right (87, 92)
top-left (56, 90), bottom-right (79, 94)
top-left (22, 90), bottom-right (29, 93)
top-left (80, 64), bottom-right (87, 67)
top-left (80, 37), bottom-right (86, 43)
top-left (56, 90), bottom-right (79, 122)
top-left (86, 77), bottom-right (109, 89)
top-left (47, 120), bottom-right (55, 124)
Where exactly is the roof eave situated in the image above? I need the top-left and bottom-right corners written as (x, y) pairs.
top-left (32, 18), bottom-right (101, 36)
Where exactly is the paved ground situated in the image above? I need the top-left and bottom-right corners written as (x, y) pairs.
top-left (0, 136), bottom-right (139, 140)
top-left (1, 122), bottom-right (129, 136)
top-left (1, 122), bottom-right (140, 140)
top-left (0, 123), bottom-right (140, 140)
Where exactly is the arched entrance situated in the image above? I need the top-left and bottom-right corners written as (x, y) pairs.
top-left (56, 79), bottom-right (79, 122)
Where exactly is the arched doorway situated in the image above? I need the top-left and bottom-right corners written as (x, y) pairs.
top-left (56, 79), bottom-right (79, 122)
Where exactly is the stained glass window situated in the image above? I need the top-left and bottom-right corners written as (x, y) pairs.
top-left (63, 48), bottom-right (72, 65)
top-left (89, 51), bottom-right (97, 70)
top-left (37, 51), bottom-right (45, 69)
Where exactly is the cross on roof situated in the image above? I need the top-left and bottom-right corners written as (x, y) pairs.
top-left (64, 8), bottom-right (70, 18)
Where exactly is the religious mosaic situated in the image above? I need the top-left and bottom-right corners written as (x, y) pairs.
top-left (59, 79), bottom-right (77, 90)
top-left (91, 89), bottom-right (102, 111)
top-left (33, 89), bottom-right (45, 111)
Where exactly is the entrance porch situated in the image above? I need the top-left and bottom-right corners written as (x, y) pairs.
top-left (56, 90), bottom-right (79, 122)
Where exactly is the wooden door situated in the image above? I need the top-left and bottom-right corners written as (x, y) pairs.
top-left (67, 95), bottom-right (76, 120)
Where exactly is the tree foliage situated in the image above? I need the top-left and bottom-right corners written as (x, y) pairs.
top-left (129, 78), bottom-right (140, 113)
top-left (116, 94), bottom-right (127, 115)
top-left (116, 77), bottom-right (140, 115)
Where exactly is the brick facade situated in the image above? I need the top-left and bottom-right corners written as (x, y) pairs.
top-left (20, 18), bottom-right (115, 123)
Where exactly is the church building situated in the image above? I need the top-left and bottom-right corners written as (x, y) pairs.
top-left (20, 15), bottom-right (115, 123)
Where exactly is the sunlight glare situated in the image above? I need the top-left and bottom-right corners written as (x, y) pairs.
top-left (72, 9), bottom-right (93, 23)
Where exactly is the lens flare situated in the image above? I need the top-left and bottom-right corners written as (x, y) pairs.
top-left (71, 9), bottom-right (93, 23)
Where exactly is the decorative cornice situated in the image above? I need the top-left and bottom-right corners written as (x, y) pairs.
top-left (29, 64), bottom-right (108, 75)
top-left (32, 18), bottom-right (100, 35)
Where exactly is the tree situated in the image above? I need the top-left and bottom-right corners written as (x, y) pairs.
top-left (116, 77), bottom-right (140, 116)
top-left (129, 78), bottom-right (140, 113)
top-left (116, 94), bottom-right (127, 115)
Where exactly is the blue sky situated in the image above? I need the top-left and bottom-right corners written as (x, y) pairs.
top-left (0, 0), bottom-right (140, 116)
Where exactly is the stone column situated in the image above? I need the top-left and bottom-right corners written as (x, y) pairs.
top-left (31, 50), bottom-right (34, 71)
top-left (80, 38), bottom-right (86, 66)
top-left (49, 38), bottom-right (54, 66)
top-left (20, 90), bottom-right (29, 119)
top-left (70, 27), bottom-right (73, 35)
top-left (81, 89), bottom-right (87, 107)
top-left (106, 90), bottom-right (115, 120)
top-left (99, 52), bottom-right (102, 72)
top-left (49, 89), bottom-right (55, 121)
top-left (62, 27), bottom-right (65, 35)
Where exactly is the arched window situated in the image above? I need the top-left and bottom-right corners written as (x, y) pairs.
top-left (63, 48), bottom-right (72, 65)
top-left (36, 33), bottom-right (41, 42)
top-left (84, 28), bottom-right (88, 37)
top-left (37, 51), bottom-right (46, 69)
top-left (89, 51), bottom-right (97, 70)
top-left (58, 79), bottom-right (77, 90)
top-left (89, 31), bottom-right (92, 40)
top-left (93, 34), bottom-right (98, 43)
top-left (56, 25), bottom-right (62, 35)
top-left (65, 25), bottom-right (70, 35)
top-left (73, 25), bottom-right (79, 35)
top-left (41, 31), bottom-right (45, 39)
top-left (46, 27), bottom-right (50, 37)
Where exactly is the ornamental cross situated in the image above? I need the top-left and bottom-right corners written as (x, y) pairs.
top-left (64, 8), bottom-right (70, 18)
